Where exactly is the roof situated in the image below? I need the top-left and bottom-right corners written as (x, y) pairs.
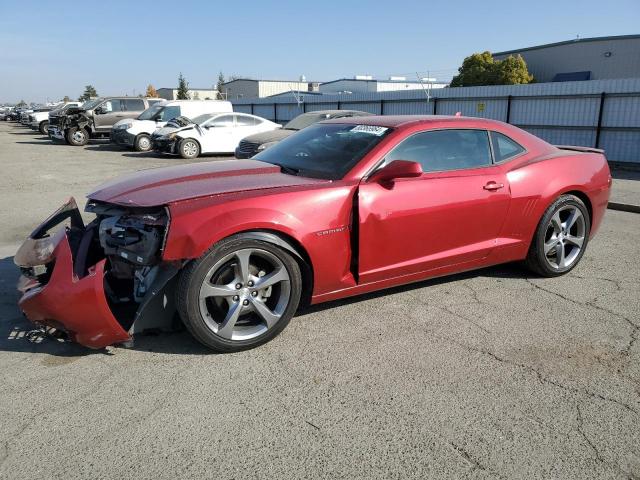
top-left (320, 114), bottom-right (506, 128)
top-left (494, 34), bottom-right (640, 56)
top-left (221, 78), bottom-right (317, 86)
top-left (320, 78), bottom-right (428, 86)
top-left (157, 87), bottom-right (218, 91)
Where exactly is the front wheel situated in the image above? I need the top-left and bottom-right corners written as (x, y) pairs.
top-left (525, 194), bottom-right (590, 277)
top-left (39, 121), bottom-right (49, 135)
top-left (178, 138), bottom-right (200, 159)
top-left (66, 127), bottom-right (89, 146)
top-left (177, 237), bottom-right (302, 352)
top-left (134, 134), bottom-right (152, 152)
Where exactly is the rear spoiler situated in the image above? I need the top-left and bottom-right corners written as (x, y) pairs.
top-left (555, 145), bottom-right (604, 154)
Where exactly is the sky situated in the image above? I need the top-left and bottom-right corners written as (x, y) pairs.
top-left (1, 0), bottom-right (638, 103)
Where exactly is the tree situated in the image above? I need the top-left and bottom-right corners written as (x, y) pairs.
top-left (16, 99), bottom-right (27, 108)
top-left (176, 73), bottom-right (190, 100)
top-left (62, 96), bottom-right (71, 102)
top-left (145, 84), bottom-right (158, 98)
top-left (216, 71), bottom-right (225, 99)
top-left (78, 85), bottom-right (98, 102)
top-left (450, 52), bottom-right (533, 87)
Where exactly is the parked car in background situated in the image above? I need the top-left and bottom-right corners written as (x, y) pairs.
top-left (111, 100), bottom-right (233, 152)
top-left (235, 110), bottom-right (374, 158)
top-left (49, 97), bottom-right (162, 146)
top-left (15, 116), bottom-right (611, 352)
top-left (152, 113), bottom-right (280, 159)
top-left (0, 107), bottom-right (14, 121)
top-left (30, 102), bottom-right (81, 134)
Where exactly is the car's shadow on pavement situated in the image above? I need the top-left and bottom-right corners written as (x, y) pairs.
top-left (0, 253), bottom-right (532, 357)
top-left (84, 144), bottom-right (125, 152)
top-left (15, 141), bottom-right (55, 146)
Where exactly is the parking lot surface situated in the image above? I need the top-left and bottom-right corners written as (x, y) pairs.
top-left (0, 122), bottom-right (638, 479)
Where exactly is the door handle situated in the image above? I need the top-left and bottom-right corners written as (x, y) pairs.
top-left (483, 181), bottom-right (504, 191)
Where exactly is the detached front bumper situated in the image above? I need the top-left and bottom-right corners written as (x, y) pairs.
top-left (152, 137), bottom-right (177, 154)
top-left (111, 129), bottom-right (135, 147)
top-left (18, 233), bottom-right (131, 349)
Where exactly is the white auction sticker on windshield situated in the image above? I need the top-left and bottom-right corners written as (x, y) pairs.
top-left (350, 125), bottom-right (388, 136)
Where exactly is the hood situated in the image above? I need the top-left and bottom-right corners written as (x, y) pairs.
top-left (87, 159), bottom-right (328, 207)
top-left (242, 129), bottom-right (295, 145)
top-left (153, 123), bottom-right (198, 138)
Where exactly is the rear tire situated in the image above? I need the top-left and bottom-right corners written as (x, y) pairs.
top-left (525, 194), bottom-right (590, 277)
top-left (66, 127), bottom-right (89, 146)
top-left (178, 138), bottom-right (200, 159)
top-left (134, 134), bottom-right (152, 152)
top-left (38, 121), bottom-right (49, 135)
top-left (177, 237), bottom-right (302, 352)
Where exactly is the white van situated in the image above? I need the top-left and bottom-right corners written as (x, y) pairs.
top-left (110, 100), bottom-right (233, 151)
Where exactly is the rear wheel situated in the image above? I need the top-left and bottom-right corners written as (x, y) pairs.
top-left (38, 121), bottom-right (49, 135)
top-left (525, 194), bottom-right (590, 277)
top-left (66, 127), bottom-right (89, 146)
top-left (177, 237), bottom-right (302, 352)
top-left (134, 134), bottom-right (152, 152)
top-left (178, 138), bottom-right (200, 159)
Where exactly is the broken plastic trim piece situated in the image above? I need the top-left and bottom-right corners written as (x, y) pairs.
top-left (30, 197), bottom-right (84, 239)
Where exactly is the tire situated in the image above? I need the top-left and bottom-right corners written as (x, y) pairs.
top-left (177, 237), bottom-right (302, 352)
top-left (134, 134), bottom-right (152, 152)
top-left (525, 194), bottom-right (591, 277)
top-left (66, 127), bottom-right (89, 146)
top-left (38, 121), bottom-right (49, 135)
top-left (178, 138), bottom-right (200, 159)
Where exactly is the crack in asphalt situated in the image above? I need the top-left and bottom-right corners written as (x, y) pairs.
top-left (449, 441), bottom-right (487, 472)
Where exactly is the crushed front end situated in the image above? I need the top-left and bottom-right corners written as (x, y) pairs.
top-left (15, 198), bottom-right (179, 349)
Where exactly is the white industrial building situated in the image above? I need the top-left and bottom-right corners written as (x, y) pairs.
top-left (220, 79), bottom-right (320, 99)
top-left (493, 34), bottom-right (640, 82)
top-left (319, 76), bottom-right (448, 94)
top-left (156, 88), bottom-right (219, 100)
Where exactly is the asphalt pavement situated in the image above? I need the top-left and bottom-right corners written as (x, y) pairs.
top-left (0, 122), bottom-right (638, 479)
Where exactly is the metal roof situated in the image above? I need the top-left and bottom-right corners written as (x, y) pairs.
top-left (494, 34), bottom-right (640, 56)
top-left (320, 78), bottom-right (427, 86)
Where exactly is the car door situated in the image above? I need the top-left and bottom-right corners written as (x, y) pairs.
top-left (233, 114), bottom-right (262, 148)
top-left (94, 99), bottom-right (124, 132)
top-left (200, 114), bottom-right (236, 153)
top-left (357, 128), bottom-right (511, 284)
top-left (122, 98), bottom-right (146, 120)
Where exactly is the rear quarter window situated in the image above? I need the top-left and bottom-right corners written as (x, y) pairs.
top-left (124, 99), bottom-right (145, 111)
top-left (490, 131), bottom-right (525, 162)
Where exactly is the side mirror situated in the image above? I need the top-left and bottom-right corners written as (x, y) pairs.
top-left (367, 160), bottom-right (423, 184)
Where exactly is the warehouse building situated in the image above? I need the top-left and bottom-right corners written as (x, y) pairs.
top-left (319, 76), bottom-right (448, 94)
top-left (493, 34), bottom-right (640, 82)
top-left (220, 79), bottom-right (320, 99)
top-left (156, 87), bottom-right (219, 100)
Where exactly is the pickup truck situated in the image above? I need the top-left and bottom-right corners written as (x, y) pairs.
top-left (29, 102), bottom-right (81, 134)
top-left (49, 97), bottom-right (163, 146)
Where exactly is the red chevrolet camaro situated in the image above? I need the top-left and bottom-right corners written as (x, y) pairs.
top-left (15, 116), bottom-right (611, 352)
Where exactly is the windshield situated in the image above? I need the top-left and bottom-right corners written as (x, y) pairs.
top-left (137, 104), bottom-right (165, 120)
top-left (192, 113), bottom-right (215, 125)
top-left (283, 112), bottom-right (331, 131)
top-left (81, 98), bottom-right (102, 110)
top-left (254, 123), bottom-right (391, 180)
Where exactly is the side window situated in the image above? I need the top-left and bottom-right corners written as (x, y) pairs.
top-left (159, 106), bottom-right (180, 121)
top-left (124, 99), bottom-right (145, 111)
top-left (490, 131), bottom-right (525, 162)
top-left (235, 114), bottom-right (258, 126)
top-left (103, 99), bottom-right (122, 112)
top-left (210, 115), bottom-right (235, 127)
top-left (385, 129), bottom-right (492, 173)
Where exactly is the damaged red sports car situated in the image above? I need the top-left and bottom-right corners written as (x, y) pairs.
top-left (15, 116), bottom-right (611, 352)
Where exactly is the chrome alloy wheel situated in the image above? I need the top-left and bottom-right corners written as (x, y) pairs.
top-left (138, 136), bottom-right (151, 150)
top-left (182, 140), bottom-right (198, 157)
top-left (198, 248), bottom-right (291, 341)
top-left (543, 205), bottom-right (586, 269)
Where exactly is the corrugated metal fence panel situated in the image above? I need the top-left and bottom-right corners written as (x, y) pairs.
top-left (522, 127), bottom-right (596, 148)
top-left (304, 103), bottom-right (339, 112)
top-left (230, 79), bottom-right (640, 163)
top-left (510, 97), bottom-right (600, 126)
top-left (383, 100), bottom-right (433, 115)
top-left (599, 131), bottom-right (640, 163)
top-left (602, 95), bottom-right (640, 127)
top-left (436, 99), bottom-right (508, 120)
top-left (252, 104), bottom-right (274, 119)
top-left (234, 104), bottom-right (252, 114)
top-left (276, 103), bottom-right (304, 122)
top-left (340, 102), bottom-right (381, 114)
